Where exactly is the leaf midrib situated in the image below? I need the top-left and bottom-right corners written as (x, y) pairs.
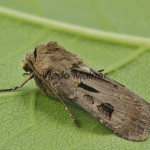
top-left (1, 6), bottom-right (150, 48)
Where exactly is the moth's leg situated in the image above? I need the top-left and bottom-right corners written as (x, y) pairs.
top-left (23, 72), bottom-right (31, 76)
top-left (57, 96), bottom-right (79, 126)
top-left (98, 69), bottom-right (104, 73)
top-left (0, 73), bottom-right (34, 92)
top-left (97, 69), bottom-right (106, 79)
top-left (98, 69), bottom-right (108, 77)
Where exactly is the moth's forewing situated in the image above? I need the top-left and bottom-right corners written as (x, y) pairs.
top-left (31, 41), bottom-right (150, 141)
top-left (70, 74), bottom-right (150, 141)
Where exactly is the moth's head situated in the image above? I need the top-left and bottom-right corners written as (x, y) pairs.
top-left (22, 51), bottom-right (35, 73)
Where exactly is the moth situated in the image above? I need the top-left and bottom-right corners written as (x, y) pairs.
top-left (0, 41), bottom-right (150, 141)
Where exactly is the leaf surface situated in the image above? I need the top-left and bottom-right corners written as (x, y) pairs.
top-left (0, 1), bottom-right (150, 150)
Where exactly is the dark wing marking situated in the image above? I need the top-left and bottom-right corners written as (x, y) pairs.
top-left (78, 82), bottom-right (99, 93)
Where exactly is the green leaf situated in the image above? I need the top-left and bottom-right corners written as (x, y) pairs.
top-left (0, 1), bottom-right (150, 150)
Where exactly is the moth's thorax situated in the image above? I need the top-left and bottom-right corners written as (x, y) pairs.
top-left (33, 41), bottom-right (83, 76)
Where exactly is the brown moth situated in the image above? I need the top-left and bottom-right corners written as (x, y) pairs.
top-left (0, 41), bottom-right (150, 141)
